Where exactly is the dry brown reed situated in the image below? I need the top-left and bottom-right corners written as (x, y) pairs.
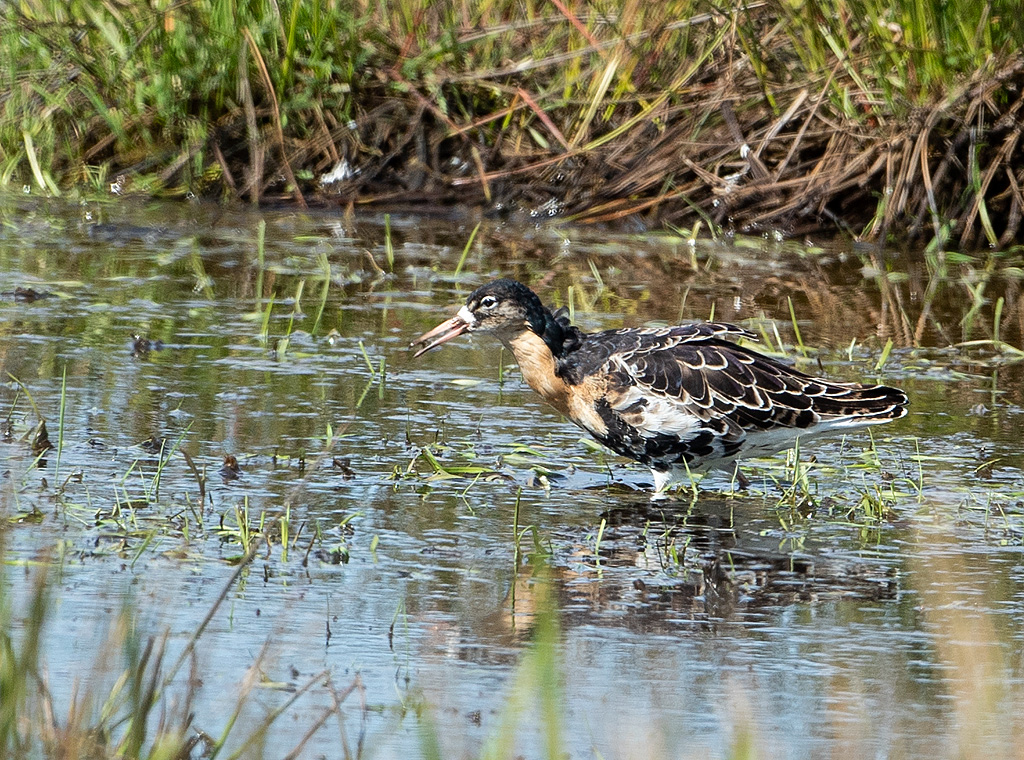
top-left (3, 0), bottom-right (1024, 247)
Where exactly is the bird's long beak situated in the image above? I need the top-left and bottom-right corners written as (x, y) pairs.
top-left (411, 307), bottom-right (474, 357)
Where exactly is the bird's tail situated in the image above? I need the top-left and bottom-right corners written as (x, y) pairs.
top-left (812, 382), bottom-right (908, 426)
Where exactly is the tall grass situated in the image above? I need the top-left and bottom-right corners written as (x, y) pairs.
top-left (1, 0), bottom-right (1023, 246)
top-left (0, 546), bottom-right (359, 759)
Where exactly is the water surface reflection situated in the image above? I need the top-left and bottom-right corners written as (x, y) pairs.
top-left (2, 198), bottom-right (1023, 758)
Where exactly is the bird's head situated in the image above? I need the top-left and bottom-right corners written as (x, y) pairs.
top-left (411, 279), bottom-right (547, 357)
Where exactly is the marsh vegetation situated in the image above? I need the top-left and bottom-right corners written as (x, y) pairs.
top-left (3, 0), bottom-right (1024, 247)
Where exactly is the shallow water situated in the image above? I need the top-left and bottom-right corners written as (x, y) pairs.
top-left (2, 197), bottom-right (1024, 758)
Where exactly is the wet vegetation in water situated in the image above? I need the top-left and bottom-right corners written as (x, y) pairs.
top-left (3, 198), bottom-right (1024, 757)
top-left (3, 0), bottom-right (1024, 247)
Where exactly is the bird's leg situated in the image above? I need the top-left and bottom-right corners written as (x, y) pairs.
top-left (651, 468), bottom-right (673, 495)
top-left (732, 463), bottom-right (750, 490)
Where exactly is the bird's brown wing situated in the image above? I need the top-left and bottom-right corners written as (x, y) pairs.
top-left (575, 324), bottom-right (904, 468)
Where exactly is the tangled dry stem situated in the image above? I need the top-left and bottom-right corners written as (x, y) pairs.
top-left (9, 2), bottom-right (1024, 248)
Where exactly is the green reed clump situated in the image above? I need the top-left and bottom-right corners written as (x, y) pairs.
top-left (1, 0), bottom-right (371, 199)
top-left (2, 0), bottom-right (1023, 246)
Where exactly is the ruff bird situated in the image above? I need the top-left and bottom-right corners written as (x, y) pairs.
top-left (412, 279), bottom-right (907, 492)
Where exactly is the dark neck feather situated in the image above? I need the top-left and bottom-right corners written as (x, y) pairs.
top-left (526, 302), bottom-right (583, 358)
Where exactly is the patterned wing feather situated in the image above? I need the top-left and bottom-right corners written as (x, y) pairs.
top-left (572, 324), bottom-right (906, 470)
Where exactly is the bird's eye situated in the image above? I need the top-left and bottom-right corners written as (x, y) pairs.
top-left (479, 295), bottom-right (498, 309)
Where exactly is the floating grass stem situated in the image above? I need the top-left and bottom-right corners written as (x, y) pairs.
top-left (787, 296), bottom-right (806, 355)
top-left (259, 295), bottom-right (275, 346)
top-left (22, 130), bottom-right (54, 195)
top-left (993, 296), bottom-right (1004, 348)
top-left (255, 219), bottom-right (266, 303)
top-left (355, 376), bottom-right (375, 409)
top-left (358, 340), bottom-right (376, 377)
top-left (874, 338), bottom-right (894, 371)
top-left (130, 530), bottom-right (156, 569)
top-left (189, 246), bottom-right (215, 299)
top-left (5, 373), bottom-right (43, 421)
top-left (276, 279), bottom-right (305, 360)
top-left (54, 365), bottom-right (67, 490)
top-left (512, 487), bottom-right (522, 573)
top-left (593, 517), bottom-right (606, 577)
top-left (152, 426), bottom-right (191, 502)
top-left (312, 251), bottom-right (331, 336)
top-left (770, 321), bottom-right (788, 358)
top-left (676, 285), bottom-right (691, 323)
top-left (453, 222), bottom-right (481, 278)
top-left (587, 259), bottom-right (605, 297)
top-left (383, 214), bottom-right (394, 273)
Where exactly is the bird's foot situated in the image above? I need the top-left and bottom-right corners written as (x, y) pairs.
top-left (731, 465), bottom-right (750, 491)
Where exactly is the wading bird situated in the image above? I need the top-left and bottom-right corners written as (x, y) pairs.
top-left (412, 279), bottom-right (907, 492)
